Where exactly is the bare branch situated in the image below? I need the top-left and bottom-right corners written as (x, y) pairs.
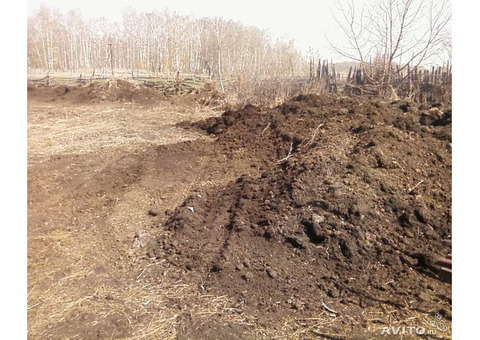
top-left (330, 0), bottom-right (451, 86)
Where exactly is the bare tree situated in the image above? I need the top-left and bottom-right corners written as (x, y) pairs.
top-left (328, 0), bottom-right (451, 87)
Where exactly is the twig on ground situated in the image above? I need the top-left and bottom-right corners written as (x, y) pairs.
top-left (322, 302), bottom-right (339, 315)
top-left (277, 142), bottom-right (294, 163)
top-left (27, 303), bottom-right (41, 310)
top-left (407, 180), bottom-right (424, 193)
top-left (303, 123), bottom-right (324, 148)
top-left (261, 122), bottom-right (271, 135)
top-left (392, 160), bottom-right (406, 172)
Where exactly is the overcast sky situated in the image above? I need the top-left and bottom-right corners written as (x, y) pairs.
top-left (27, 0), bottom-right (352, 60)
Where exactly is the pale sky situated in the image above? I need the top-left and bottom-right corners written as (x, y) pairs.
top-left (26, 0), bottom-right (349, 60)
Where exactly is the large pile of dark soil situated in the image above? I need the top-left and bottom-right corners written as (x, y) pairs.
top-left (150, 94), bottom-right (452, 327)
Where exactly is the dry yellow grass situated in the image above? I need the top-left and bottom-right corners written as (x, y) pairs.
top-left (27, 101), bottom-right (219, 165)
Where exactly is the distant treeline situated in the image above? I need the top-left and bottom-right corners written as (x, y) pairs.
top-left (27, 6), bottom-right (308, 79)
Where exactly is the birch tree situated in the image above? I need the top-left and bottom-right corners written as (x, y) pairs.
top-left (27, 6), bottom-right (310, 83)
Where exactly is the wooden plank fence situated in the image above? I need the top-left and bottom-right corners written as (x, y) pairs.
top-left (309, 58), bottom-right (339, 93)
top-left (344, 61), bottom-right (452, 103)
top-left (27, 60), bottom-right (452, 104)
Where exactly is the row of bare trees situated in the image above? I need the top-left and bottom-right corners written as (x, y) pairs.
top-left (27, 6), bottom-right (307, 81)
top-left (27, 2), bottom-right (451, 104)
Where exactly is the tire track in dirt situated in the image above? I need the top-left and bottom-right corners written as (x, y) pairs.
top-left (28, 136), bottom-right (261, 338)
top-left (27, 84), bottom-right (258, 338)
top-left (26, 100), bottom-right (227, 338)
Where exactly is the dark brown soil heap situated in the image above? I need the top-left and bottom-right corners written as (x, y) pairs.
top-left (27, 79), bottom-right (224, 106)
top-left (27, 79), bottom-right (162, 103)
top-left (151, 94), bottom-right (452, 325)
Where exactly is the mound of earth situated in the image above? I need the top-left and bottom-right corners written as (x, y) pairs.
top-left (77, 79), bottom-right (163, 103)
top-left (149, 94), bottom-right (452, 327)
top-left (27, 79), bottom-right (163, 104)
top-left (27, 78), bottom-right (224, 106)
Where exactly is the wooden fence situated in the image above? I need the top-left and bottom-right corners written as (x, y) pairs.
top-left (27, 71), bottom-right (213, 96)
top-left (344, 62), bottom-right (452, 103)
top-left (27, 60), bottom-right (452, 104)
top-left (309, 59), bottom-right (340, 93)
